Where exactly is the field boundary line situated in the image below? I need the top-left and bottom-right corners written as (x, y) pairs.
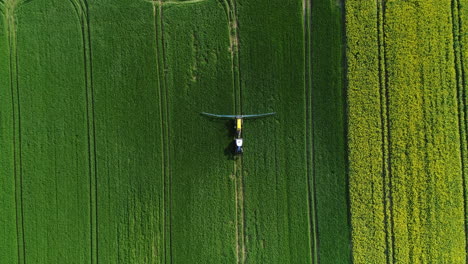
top-left (376, 0), bottom-right (394, 263)
top-left (340, 0), bottom-right (354, 262)
top-left (450, 0), bottom-right (468, 257)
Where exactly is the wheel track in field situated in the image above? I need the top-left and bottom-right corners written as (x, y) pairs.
top-left (67, 0), bottom-right (99, 263)
top-left (376, 0), bottom-right (394, 263)
top-left (152, 2), bottom-right (172, 263)
top-left (302, 0), bottom-right (319, 263)
top-left (149, 0), bottom-right (208, 6)
top-left (148, 6), bottom-right (240, 261)
top-left (450, 0), bottom-right (468, 257)
top-left (219, 0), bottom-right (245, 262)
top-left (4, 2), bottom-right (26, 263)
top-left (3, 1), bottom-right (100, 262)
top-left (5, 1), bottom-right (101, 263)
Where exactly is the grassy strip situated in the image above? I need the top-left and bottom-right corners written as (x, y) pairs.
top-left (0, 8), bottom-right (20, 264)
top-left (346, 1), bottom-right (388, 263)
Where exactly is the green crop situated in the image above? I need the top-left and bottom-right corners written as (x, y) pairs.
top-left (6, 0), bottom-right (467, 262)
top-left (0, 0), bottom-right (351, 263)
top-left (0, 5), bottom-right (19, 264)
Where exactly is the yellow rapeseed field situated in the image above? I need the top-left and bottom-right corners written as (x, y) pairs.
top-left (347, 0), bottom-right (468, 262)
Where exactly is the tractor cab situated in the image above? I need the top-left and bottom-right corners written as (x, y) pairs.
top-left (235, 138), bottom-right (244, 154)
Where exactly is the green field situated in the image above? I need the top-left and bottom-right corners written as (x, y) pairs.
top-left (1, 0), bottom-right (467, 263)
top-left (0, 0), bottom-right (349, 263)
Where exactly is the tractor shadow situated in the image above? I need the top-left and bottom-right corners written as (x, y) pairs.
top-left (201, 114), bottom-right (236, 160)
top-left (224, 119), bottom-right (236, 160)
